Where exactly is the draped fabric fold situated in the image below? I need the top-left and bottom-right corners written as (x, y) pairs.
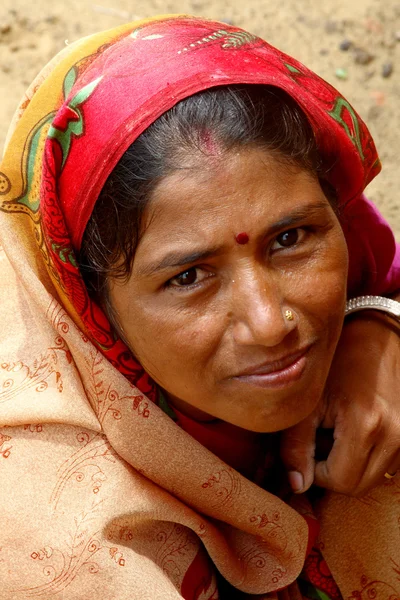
top-left (0, 15), bottom-right (399, 599)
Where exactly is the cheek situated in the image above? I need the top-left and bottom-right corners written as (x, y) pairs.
top-left (292, 235), bottom-right (348, 339)
top-left (124, 305), bottom-right (222, 386)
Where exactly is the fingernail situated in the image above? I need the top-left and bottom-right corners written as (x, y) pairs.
top-left (288, 471), bottom-right (304, 493)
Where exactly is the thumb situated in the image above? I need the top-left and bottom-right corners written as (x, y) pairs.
top-left (280, 411), bottom-right (320, 493)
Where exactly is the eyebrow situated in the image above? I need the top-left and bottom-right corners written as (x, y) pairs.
top-left (267, 200), bottom-right (329, 235)
top-left (137, 200), bottom-right (330, 277)
top-left (137, 247), bottom-right (222, 277)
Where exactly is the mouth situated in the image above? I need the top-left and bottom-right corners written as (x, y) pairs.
top-left (230, 346), bottom-right (312, 389)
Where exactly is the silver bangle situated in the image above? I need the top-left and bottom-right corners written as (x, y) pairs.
top-left (345, 295), bottom-right (400, 323)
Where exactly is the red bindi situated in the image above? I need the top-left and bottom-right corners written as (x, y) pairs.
top-left (235, 232), bottom-right (249, 245)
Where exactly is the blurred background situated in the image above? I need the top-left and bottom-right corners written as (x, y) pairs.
top-left (1, 0), bottom-right (399, 234)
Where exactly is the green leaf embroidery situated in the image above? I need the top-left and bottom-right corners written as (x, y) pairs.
top-left (48, 76), bottom-right (102, 168)
top-left (285, 62), bottom-right (301, 74)
top-left (63, 66), bottom-right (78, 100)
top-left (328, 97), bottom-right (364, 160)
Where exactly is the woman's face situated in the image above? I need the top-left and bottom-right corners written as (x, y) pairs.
top-left (109, 147), bottom-right (348, 432)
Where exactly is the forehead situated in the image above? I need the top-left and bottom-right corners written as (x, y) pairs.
top-left (142, 148), bottom-right (321, 236)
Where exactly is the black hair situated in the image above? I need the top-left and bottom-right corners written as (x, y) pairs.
top-left (79, 85), bottom-right (335, 302)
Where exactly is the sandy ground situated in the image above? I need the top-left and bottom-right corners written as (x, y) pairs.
top-left (1, 0), bottom-right (399, 235)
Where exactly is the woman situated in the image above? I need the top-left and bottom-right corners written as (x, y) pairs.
top-left (0, 15), bottom-right (399, 599)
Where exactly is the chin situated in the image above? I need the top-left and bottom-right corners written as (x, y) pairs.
top-left (223, 384), bottom-right (324, 433)
top-left (233, 410), bottom-right (314, 433)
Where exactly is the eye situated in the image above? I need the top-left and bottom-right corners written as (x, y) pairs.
top-left (172, 268), bottom-right (198, 286)
top-left (166, 267), bottom-right (210, 289)
top-left (271, 228), bottom-right (305, 250)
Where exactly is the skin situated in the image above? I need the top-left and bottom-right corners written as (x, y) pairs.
top-left (281, 306), bottom-right (400, 495)
top-left (109, 147), bottom-right (349, 433)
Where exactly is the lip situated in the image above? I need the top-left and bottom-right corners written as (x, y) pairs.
top-left (231, 346), bottom-right (311, 389)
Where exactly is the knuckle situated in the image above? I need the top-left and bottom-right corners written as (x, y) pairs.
top-left (362, 410), bottom-right (385, 442)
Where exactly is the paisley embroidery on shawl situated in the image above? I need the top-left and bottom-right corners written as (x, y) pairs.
top-left (48, 299), bottom-right (157, 416)
top-left (47, 298), bottom-right (72, 335)
top-left (249, 511), bottom-right (288, 560)
top-left (83, 348), bottom-right (151, 423)
top-left (16, 501), bottom-right (126, 596)
top-left (154, 523), bottom-right (199, 588)
top-left (0, 431), bottom-right (12, 458)
top-left (50, 431), bottom-right (117, 511)
top-left (24, 424), bottom-right (44, 433)
top-left (348, 575), bottom-right (399, 600)
top-left (202, 467), bottom-right (241, 508)
top-left (250, 510), bottom-right (282, 530)
top-left (236, 541), bottom-right (287, 586)
top-left (106, 522), bottom-right (135, 543)
top-left (0, 339), bottom-right (66, 404)
top-left (106, 520), bottom-right (214, 599)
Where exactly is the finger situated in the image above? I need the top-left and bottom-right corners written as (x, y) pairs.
top-left (352, 453), bottom-right (399, 494)
top-left (356, 440), bottom-right (400, 492)
top-left (335, 421), bottom-right (400, 494)
top-left (385, 450), bottom-right (400, 479)
top-left (315, 412), bottom-right (400, 495)
top-left (280, 412), bottom-right (319, 493)
top-left (314, 418), bottom-right (373, 494)
top-left (315, 443), bottom-right (400, 495)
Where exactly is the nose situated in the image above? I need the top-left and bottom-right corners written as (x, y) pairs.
top-left (230, 268), bottom-right (296, 348)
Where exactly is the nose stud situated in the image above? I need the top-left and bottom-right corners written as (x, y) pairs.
top-left (285, 309), bottom-right (294, 321)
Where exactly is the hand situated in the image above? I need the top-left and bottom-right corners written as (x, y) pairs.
top-left (280, 310), bottom-right (400, 496)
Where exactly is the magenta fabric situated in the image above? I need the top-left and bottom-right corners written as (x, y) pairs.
top-left (345, 195), bottom-right (400, 297)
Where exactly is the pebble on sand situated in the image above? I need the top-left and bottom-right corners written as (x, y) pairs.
top-left (382, 62), bottom-right (393, 78)
top-left (353, 47), bottom-right (374, 65)
top-left (0, 24), bottom-right (12, 35)
top-left (339, 39), bottom-right (352, 51)
top-left (335, 68), bottom-right (348, 80)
